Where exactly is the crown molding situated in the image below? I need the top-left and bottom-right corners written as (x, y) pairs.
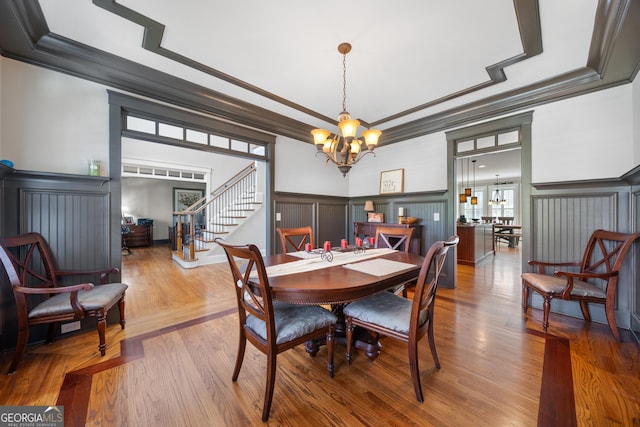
top-left (0, 0), bottom-right (639, 146)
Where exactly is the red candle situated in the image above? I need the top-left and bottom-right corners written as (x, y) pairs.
top-left (355, 237), bottom-right (363, 247)
top-left (305, 243), bottom-right (312, 252)
top-left (341, 239), bottom-right (348, 249)
top-left (323, 241), bottom-right (331, 252)
top-left (369, 237), bottom-right (376, 247)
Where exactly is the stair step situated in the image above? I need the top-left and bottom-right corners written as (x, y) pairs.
top-left (220, 216), bottom-right (246, 219)
top-left (210, 222), bottom-right (239, 227)
top-left (227, 208), bottom-right (255, 212)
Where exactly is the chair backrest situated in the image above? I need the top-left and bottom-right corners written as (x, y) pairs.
top-left (481, 216), bottom-right (494, 224)
top-left (215, 239), bottom-right (276, 343)
top-left (410, 236), bottom-right (459, 337)
top-left (374, 226), bottom-right (415, 254)
top-left (0, 233), bottom-right (59, 289)
top-left (276, 226), bottom-right (314, 253)
top-left (0, 233), bottom-right (62, 318)
top-left (578, 229), bottom-right (640, 293)
top-left (498, 216), bottom-right (514, 225)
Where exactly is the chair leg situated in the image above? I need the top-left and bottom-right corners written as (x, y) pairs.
top-left (427, 319), bottom-right (441, 370)
top-left (604, 301), bottom-right (622, 341)
top-left (262, 350), bottom-right (277, 422)
top-left (118, 296), bottom-right (126, 329)
top-left (345, 317), bottom-right (353, 365)
top-left (522, 283), bottom-right (530, 312)
top-left (578, 301), bottom-right (591, 322)
top-left (232, 330), bottom-right (246, 382)
top-left (542, 295), bottom-right (552, 333)
top-left (327, 324), bottom-right (335, 378)
top-left (46, 322), bottom-right (58, 343)
top-left (96, 310), bottom-right (107, 356)
top-left (408, 338), bottom-right (423, 403)
top-left (7, 326), bottom-right (29, 374)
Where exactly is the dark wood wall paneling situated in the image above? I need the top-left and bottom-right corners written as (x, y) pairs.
top-left (0, 171), bottom-right (118, 350)
top-left (528, 186), bottom-right (637, 333)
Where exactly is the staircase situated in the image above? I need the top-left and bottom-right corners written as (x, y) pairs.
top-left (172, 162), bottom-right (261, 268)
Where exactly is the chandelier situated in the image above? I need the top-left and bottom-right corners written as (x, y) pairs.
top-left (311, 43), bottom-right (382, 176)
top-left (488, 174), bottom-right (506, 205)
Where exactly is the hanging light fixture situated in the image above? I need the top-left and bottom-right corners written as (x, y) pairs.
top-left (488, 174), bottom-right (507, 205)
top-left (458, 158), bottom-right (467, 203)
top-left (311, 43), bottom-right (381, 177)
top-left (465, 158), bottom-right (472, 197)
top-left (471, 160), bottom-right (478, 205)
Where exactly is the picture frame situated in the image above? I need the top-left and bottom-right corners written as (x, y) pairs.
top-left (173, 188), bottom-right (204, 211)
top-left (379, 168), bottom-right (404, 194)
top-left (367, 212), bottom-right (384, 223)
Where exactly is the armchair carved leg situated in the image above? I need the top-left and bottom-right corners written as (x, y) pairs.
top-left (522, 284), bottom-right (529, 312)
top-left (542, 295), bottom-right (552, 333)
top-left (97, 310), bottom-right (107, 356)
top-left (7, 326), bottom-right (29, 374)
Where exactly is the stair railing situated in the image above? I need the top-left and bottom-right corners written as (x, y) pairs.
top-left (174, 162), bottom-right (257, 261)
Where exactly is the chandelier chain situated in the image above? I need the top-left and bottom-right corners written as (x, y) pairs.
top-left (342, 52), bottom-right (347, 113)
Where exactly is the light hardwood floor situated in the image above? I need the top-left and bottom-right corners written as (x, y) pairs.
top-left (1, 244), bottom-right (639, 426)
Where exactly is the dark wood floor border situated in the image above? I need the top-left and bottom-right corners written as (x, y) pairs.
top-left (56, 307), bottom-right (237, 427)
top-left (55, 304), bottom-right (577, 426)
top-left (536, 330), bottom-right (577, 427)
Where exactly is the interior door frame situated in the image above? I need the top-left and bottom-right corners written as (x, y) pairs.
top-left (446, 111), bottom-right (533, 282)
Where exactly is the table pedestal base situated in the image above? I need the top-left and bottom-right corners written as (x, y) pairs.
top-left (304, 304), bottom-right (382, 362)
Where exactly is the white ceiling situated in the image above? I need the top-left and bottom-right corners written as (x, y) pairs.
top-left (34, 0), bottom-right (599, 180)
top-left (38, 0), bottom-right (597, 128)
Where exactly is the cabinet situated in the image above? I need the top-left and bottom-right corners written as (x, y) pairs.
top-left (456, 224), bottom-right (493, 265)
top-left (126, 224), bottom-right (153, 247)
top-left (354, 222), bottom-right (423, 255)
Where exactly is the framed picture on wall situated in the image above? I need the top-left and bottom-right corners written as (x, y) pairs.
top-left (379, 168), bottom-right (404, 194)
top-left (367, 212), bottom-right (384, 223)
top-left (173, 188), bottom-right (204, 211)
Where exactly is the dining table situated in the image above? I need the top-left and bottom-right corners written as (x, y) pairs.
top-left (257, 247), bottom-right (425, 361)
top-left (492, 224), bottom-right (522, 248)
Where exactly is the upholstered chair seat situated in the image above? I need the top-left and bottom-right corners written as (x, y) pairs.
top-left (246, 301), bottom-right (337, 345)
top-left (29, 283), bottom-right (128, 319)
top-left (343, 292), bottom-right (427, 335)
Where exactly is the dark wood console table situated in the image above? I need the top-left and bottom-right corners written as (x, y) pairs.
top-left (354, 222), bottom-right (423, 255)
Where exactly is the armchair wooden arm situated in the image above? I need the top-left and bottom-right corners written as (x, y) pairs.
top-left (527, 259), bottom-right (580, 274)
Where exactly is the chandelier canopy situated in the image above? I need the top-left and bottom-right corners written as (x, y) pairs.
top-left (311, 43), bottom-right (381, 176)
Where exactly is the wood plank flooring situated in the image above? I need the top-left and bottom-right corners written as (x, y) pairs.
top-left (1, 244), bottom-right (639, 426)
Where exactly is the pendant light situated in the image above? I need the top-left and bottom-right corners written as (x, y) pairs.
top-left (464, 158), bottom-right (472, 197)
top-left (471, 159), bottom-right (478, 205)
top-left (458, 159), bottom-right (467, 203)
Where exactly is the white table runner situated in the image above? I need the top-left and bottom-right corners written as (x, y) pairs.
top-left (342, 258), bottom-right (418, 277)
top-left (251, 248), bottom-right (397, 278)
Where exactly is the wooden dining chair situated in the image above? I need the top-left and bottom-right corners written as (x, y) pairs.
top-left (374, 226), bottom-right (415, 296)
top-left (374, 226), bottom-right (414, 253)
top-left (215, 238), bottom-right (337, 421)
top-left (344, 235), bottom-right (459, 403)
top-left (0, 232), bottom-right (127, 373)
top-left (522, 229), bottom-right (640, 341)
top-left (276, 226), bottom-right (314, 253)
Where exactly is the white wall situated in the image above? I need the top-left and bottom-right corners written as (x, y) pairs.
top-left (0, 58), bottom-right (110, 174)
top-left (531, 84), bottom-right (634, 182)
top-left (1, 58), bottom-right (638, 197)
top-left (274, 136), bottom-right (350, 196)
top-left (347, 133), bottom-right (448, 197)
